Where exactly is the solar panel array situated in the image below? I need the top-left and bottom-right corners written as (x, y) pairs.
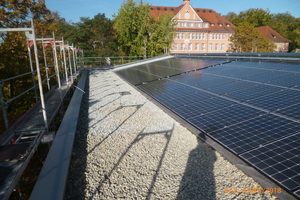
top-left (116, 58), bottom-right (300, 198)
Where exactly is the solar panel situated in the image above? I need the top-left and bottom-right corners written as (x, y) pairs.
top-left (115, 57), bottom-right (300, 198)
top-left (275, 103), bottom-right (300, 120)
top-left (295, 189), bottom-right (300, 198)
top-left (158, 91), bottom-right (214, 109)
top-left (208, 114), bottom-right (300, 154)
top-left (245, 71), bottom-right (293, 82)
top-left (172, 97), bottom-right (235, 119)
top-left (246, 89), bottom-right (300, 111)
top-left (187, 104), bottom-right (266, 133)
top-left (115, 68), bottom-right (159, 85)
top-left (224, 84), bottom-right (281, 101)
top-left (207, 80), bottom-right (256, 95)
top-left (240, 132), bottom-right (300, 192)
top-left (268, 74), bottom-right (300, 87)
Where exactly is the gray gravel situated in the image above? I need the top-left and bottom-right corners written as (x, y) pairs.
top-left (65, 69), bottom-right (277, 200)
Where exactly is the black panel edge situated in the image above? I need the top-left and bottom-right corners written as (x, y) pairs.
top-left (114, 70), bottom-right (299, 200)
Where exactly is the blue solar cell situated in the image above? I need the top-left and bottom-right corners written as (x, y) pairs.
top-left (208, 114), bottom-right (300, 154)
top-left (246, 89), bottom-right (300, 111)
top-left (187, 104), bottom-right (265, 133)
top-left (245, 71), bottom-right (293, 82)
top-left (172, 97), bottom-right (235, 119)
top-left (268, 74), bottom-right (300, 87)
top-left (275, 103), bottom-right (300, 120)
top-left (207, 80), bottom-right (256, 95)
top-left (225, 84), bottom-right (282, 101)
top-left (159, 91), bottom-right (214, 109)
top-left (241, 132), bottom-right (300, 191)
top-left (230, 68), bottom-right (267, 79)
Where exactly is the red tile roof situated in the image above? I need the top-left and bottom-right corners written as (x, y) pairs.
top-left (256, 26), bottom-right (291, 43)
top-left (149, 4), bottom-right (236, 32)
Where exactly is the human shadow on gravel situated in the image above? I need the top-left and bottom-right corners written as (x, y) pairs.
top-left (88, 124), bottom-right (175, 200)
top-left (176, 137), bottom-right (217, 200)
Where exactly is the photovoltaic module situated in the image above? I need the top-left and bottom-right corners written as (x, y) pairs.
top-left (115, 57), bottom-right (300, 199)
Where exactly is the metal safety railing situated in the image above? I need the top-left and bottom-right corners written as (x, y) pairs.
top-left (0, 19), bottom-right (81, 134)
top-left (77, 56), bottom-right (146, 66)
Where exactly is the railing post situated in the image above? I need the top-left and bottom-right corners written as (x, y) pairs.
top-left (67, 44), bottom-right (74, 83)
top-left (0, 81), bottom-right (9, 129)
top-left (42, 40), bottom-right (51, 90)
top-left (31, 19), bottom-right (48, 130)
top-left (72, 44), bottom-right (77, 73)
top-left (27, 41), bottom-right (38, 102)
top-left (52, 32), bottom-right (61, 89)
top-left (62, 37), bottom-right (68, 83)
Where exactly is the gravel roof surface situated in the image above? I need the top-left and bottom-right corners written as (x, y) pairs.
top-left (65, 69), bottom-right (277, 200)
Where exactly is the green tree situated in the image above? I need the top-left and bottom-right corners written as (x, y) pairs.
top-left (224, 9), bottom-right (300, 51)
top-left (114, 0), bottom-right (175, 57)
top-left (0, 0), bottom-right (62, 132)
top-left (229, 22), bottom-right (274, 53)
top-left (68, 13), bottom-right (118, 57)
top-left (224, 8), bottom-right (272, 27)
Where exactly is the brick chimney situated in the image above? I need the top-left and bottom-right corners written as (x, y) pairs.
top-left (183, 0), bottom-right (190, 4)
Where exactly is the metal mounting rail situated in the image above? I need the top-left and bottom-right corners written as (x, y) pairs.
top-left (30, 70), bottom-right (88, 200)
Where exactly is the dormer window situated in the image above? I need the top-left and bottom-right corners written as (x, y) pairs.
top-left (211, 23), bottom-right (215, 26)
top-left (273, 35), bottom-right (277, 39)
top-left (203, 23), bottom-right (208, 28)
top-left (226, 24), bottom-right (230, 27)
top-left (219, 23), bottom-right (222, 27)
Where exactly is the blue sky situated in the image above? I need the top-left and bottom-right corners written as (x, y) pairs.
top-left (45, 0), bottom-right (300, 23)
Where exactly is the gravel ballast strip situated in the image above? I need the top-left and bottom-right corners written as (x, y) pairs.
top-left (65, 69), bottom-right (277, 200)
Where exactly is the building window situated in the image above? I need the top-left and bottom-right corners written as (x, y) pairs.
top-left (219, 23), bottom-right (223, 27)
top-left (203, 23), bottom-right (208, 28)
top-left (192, 33), bottom-right (196, 39)
top-left (181, 23), bottom-right (186, 27)
top-left (174, 43), bottom-right (178, 50)
top-left (216, 34), bottom-right (219, 40)
top-left (188, 23), bottom-right (193, 27)
top-left (195, 23), bottom-right (200, 28)
top-left (226, 24), bottom-right (230, 27)
top-left (189, 33), bottom-right (192, 39)
top-left (209, 43), bottom-right (212, 51)
top-left (202, 43), bottom-right (206, 51)
top-left (188, 43), bottom-right (192, 50)
top-left (223, 34), bottom-right (226, 40)
top-left (176, 33), bottom-right (180, 39)
top-left (211, 23), bottom-right (215, 26)
top-left (215, 43), bottom-right (219, 51)
top-left (221, 43), bottom-right (225, 51)
top-left (181, 43), bottom-right (185, 50)
top-left (195, 33), bottom-right (198, 39)
top-left (195, 43), bottom-right (199, 50)
top-left (209, 34), bottom-right (213, 40)
top-left (203, 33), bottom-right (206, 40)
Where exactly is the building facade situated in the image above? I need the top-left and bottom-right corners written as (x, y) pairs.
top-left (150, 0), bottom-right (236, 53)
top-left (256, 26), bottom-right (291, 53)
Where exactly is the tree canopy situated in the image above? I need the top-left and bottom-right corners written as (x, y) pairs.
top-left (113, 0), bottom-right (175, 57)
top-left (229, 22), bottom-right (274, 53)
top-left (224, 8), bottom-right (300, 51)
